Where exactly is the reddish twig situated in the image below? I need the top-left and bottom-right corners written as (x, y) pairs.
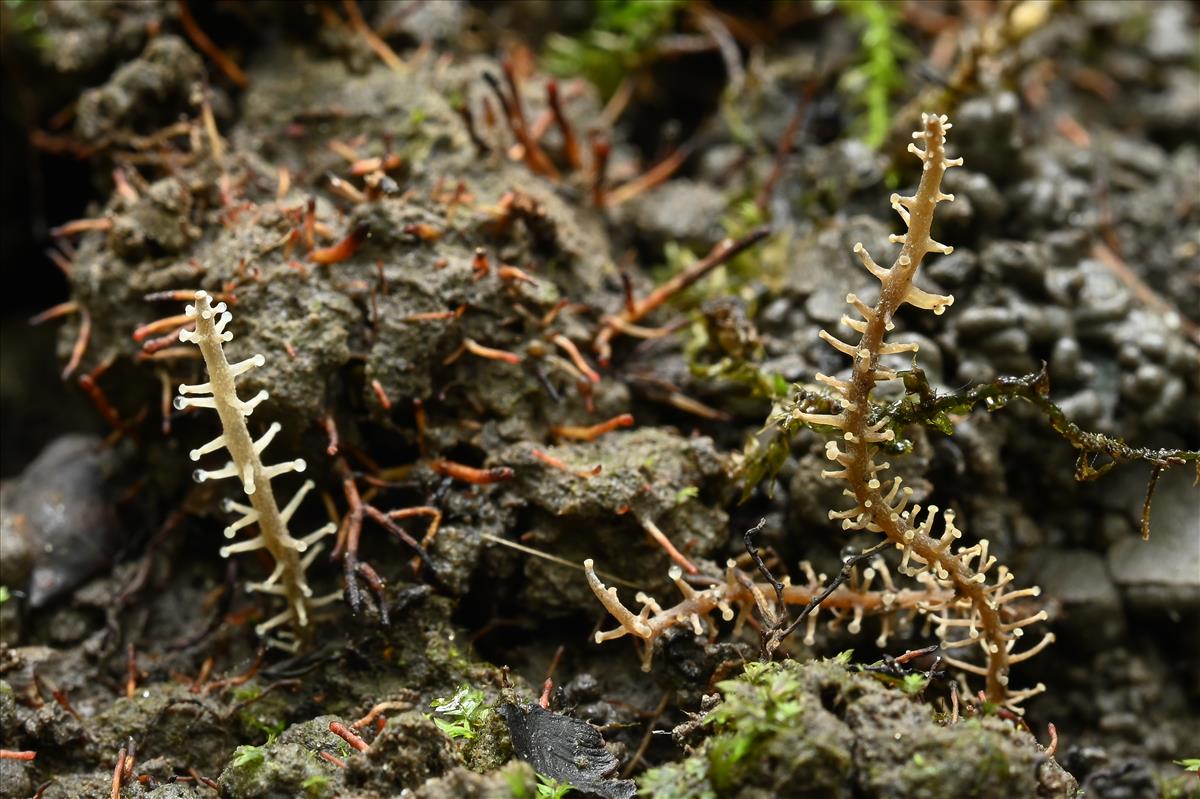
top-left (552, 335), bottom-right (600, 383)
top-left (319, 751), bottom-right (346, 768)
top-left (589, 132), bottom-right (611, 207)
top-left (352, 699), bottom-right (414, 730)
top-left (329, 721), bottom-right (369, 752)
top-left (62, 306), bottom-right (92, 379)
top-left (370, 379), bottom-right (392, 410)
top-left (176, 0), bottom-right (248, 88)
top-left (125, 644), bottom-right (139, 699)
top-left (531, 449), bottom-right (601, 479)
top-left (341, 0), bottom-right (406, 72)
top-left (756, 85), bottom-right (813, 212)
top-left (111, 747), bottom-right (127, 799)
top-left (430, 459), bottom-right (514, 485)
top-left (551, 413), bottom-right (633, 442)
top-left (29, 300), bottom-right (78, 325)
top-left (50, 217), bottom-right (112, 237)
top-left (640, 516), bottom-right (699, 574)
top-left (310, 223), bottom-right (368, 265)
top-left (546, 80), bottom-right (581, 170)
top-left (604, 142), bottom-right (696, 207)
top-left (462, 338), bottom-right (522, 365)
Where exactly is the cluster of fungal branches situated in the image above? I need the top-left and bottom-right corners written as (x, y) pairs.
top-left (585, 545), bottom-right (955, 672)
top-left (586, 114), bottom-right (1057, 709)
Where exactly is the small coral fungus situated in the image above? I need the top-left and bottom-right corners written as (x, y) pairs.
top-left (585, 115), bottom-right (1054, 708)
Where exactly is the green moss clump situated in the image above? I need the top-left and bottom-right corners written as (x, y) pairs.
top-left (639, 659), bottom-right (1079, 799)
top-left (218, 716), bottom-right (347, 799)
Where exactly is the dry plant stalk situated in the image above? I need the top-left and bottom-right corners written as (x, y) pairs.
top-left (585, 115), bottom-right (1053, 708)
top-left (175, 290), bottom-right (339, 649)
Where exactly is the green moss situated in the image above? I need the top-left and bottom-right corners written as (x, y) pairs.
top-left (640, 659), bottom-right (1078, 799)
top-left (534, 772), bottom-right (575, 798)
top-left (300, 774), bottom-right (332, 798)
top-left (430, 684), bottom-right (489, 740)
top-left (231, 744), bottom-right (268, 769)
top-left (837, 0), bottom-right (913, 149)
top-left (542, 0), bottom-right (684, 99)
top-left (638, 754), bottom-right (716, 799)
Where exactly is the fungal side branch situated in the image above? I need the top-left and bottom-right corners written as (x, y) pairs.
top-left (584, 556), bottom-right (954, 672)
top-left (794, 113), bottom-right (1053, 707)
top-left (175, 290), bottom-right (337, 649)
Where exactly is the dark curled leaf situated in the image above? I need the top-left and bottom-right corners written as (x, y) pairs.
top-left (497, 702), bottom-right (635, 799)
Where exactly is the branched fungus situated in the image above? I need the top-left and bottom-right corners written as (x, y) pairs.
top-left (174, 290), bottom-right (339, 649)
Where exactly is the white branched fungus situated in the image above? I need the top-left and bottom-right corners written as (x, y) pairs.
top-left (176, 290), bottom-right (339, 650)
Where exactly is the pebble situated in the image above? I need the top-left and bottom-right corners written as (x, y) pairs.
top-left (1050, 337), bottom-right (1083, 384)
top-left (1107, 468), bottom-right (1200, 611)
top-left (0, 435), bottom-right (120, 608)
top-left (1033, 550), bottom-right (1124, 650)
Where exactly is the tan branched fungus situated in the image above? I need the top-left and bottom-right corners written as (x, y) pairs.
top-left (175, 290), bottom-right (339, 649)
top-left (585, 114), bottom-right (1054, 709)
top-left (584, 557), bottom-right (954, 672)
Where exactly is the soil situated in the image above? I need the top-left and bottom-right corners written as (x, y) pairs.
top-left (1, 2), bottom-right (1197, 799)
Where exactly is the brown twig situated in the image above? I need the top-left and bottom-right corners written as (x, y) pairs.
top-left (111, 747), bottom-right (127, 799)
top-left (329, 721), bottom-right (369, 752)
top-left (176, 0), bottom-right (248, 87)
top-left (430, 459), bottom-right (514, 485)
top-left (341, 0), bottom-right (406, 72)
top-left (551, 413), bottom-right (633, 442)
top-left (310, 223), bottom-right (368, 265)
top-left (594, 227), bottom-right (770, 363)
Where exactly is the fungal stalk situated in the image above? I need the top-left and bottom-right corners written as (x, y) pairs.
top-left (175, 290), bottom-right (337, 649)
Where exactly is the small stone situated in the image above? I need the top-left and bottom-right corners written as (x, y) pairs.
top-left (1146, 1), bottom-right (1196, 62)
top-left (1033, 550), bottom-right (1124, 650)
top-left (0, 435), bottom-right (121, 608)
top-left (1050, 337), bottom-right (1083, 384)
top-left (980, 327), bottom-right (1030, 356)
top-left (1107, 468), bottom-right (1200, 611)
top-left (956, 307), bottom-right (1016, 337)
top-left (924, 251), bottom-right (977, 288)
